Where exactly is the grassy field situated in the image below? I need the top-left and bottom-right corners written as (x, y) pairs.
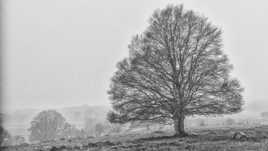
top-left (2, 125), bottom-right (268, 151)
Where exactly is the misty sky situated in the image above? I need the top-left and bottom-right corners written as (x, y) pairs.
top-left (2, 0), bottom-right (268, 113)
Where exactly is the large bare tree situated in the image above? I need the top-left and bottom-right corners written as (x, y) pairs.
top-left (107, 5), bottom-right (243, 136)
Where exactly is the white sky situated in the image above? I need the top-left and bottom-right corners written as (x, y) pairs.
top-left (2, 0), bottom-right (268, 113)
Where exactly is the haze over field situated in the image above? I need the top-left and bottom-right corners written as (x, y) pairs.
top-left (2, 105), bottom-right (110, 140)
top-left (2, 1), bottom-right (268, 150)
top-left (2, 0), bottom-right (268, 116)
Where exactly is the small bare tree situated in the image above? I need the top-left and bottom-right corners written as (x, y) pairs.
top-left (28, 110), bottom-right (70, 142)
top-left (198, 119), bottom-right (206, 127)
top-left (12, 136), bottom-right (26, 145)
top-left (94, 123), bottom-right (105, 137)
top-left (225, 118), bottom-right (235, 126)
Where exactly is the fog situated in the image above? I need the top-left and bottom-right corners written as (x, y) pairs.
top-left (2, 0), bottom-right (268, 113)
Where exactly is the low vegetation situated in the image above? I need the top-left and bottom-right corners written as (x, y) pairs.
top-left (2, 125), bottom-right (268, 151)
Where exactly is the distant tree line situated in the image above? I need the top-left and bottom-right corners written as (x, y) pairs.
top-left (26, 110), bottom-right (124, 143)
top-left (1, 116), bottom-right (26, 146)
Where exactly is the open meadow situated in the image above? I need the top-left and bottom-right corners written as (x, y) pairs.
top-left (2, 125), bottom-right (268, 151)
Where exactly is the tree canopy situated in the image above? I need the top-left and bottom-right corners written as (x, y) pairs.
top-left (107, 5), bottom-right (243, 136)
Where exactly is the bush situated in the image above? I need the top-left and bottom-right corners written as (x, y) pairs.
top-left (198, 119), bottom-right (206, 127)
top-left (225, 118), bottom-right (235, 126)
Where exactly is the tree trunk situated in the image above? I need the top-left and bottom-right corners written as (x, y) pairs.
top-left (173, 115), bottom-right (187, 137)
